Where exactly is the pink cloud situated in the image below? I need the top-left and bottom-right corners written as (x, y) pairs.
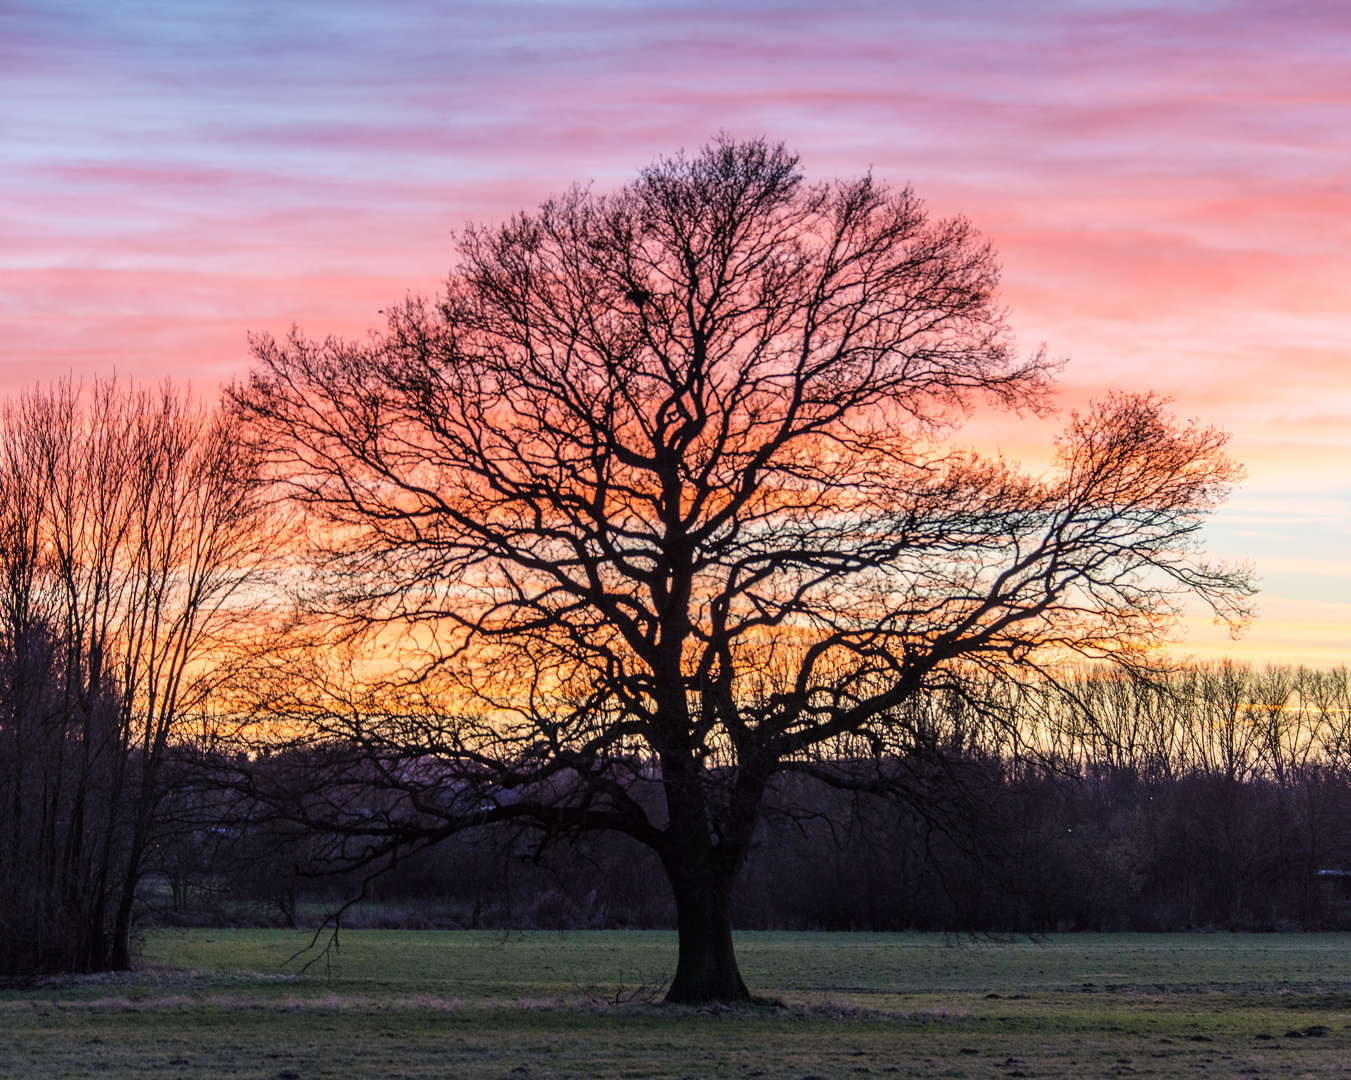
top-left (2, 0), bottom-right (1348, 661)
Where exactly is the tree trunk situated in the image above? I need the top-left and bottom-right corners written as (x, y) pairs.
top-left (110, 859), bottom-right (140, 971)
top-left (652, 725), bottom-right (761, 1003)
top-left (663, 855), bottom-right (749, 1003)
top-left (110, 788), bottom-right (154, 970)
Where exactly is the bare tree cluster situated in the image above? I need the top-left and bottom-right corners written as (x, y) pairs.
top-left (1034, 662), bottom-right (1351, 783)
top-left (0, 380), bottom-right (265, 975)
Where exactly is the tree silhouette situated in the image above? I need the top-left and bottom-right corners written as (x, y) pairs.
top-left (233, 137), bottom-right (1254, 1002)
top-left (0, 380), bottom-right (267, 974)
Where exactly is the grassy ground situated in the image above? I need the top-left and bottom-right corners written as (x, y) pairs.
top-left (3, 931), bottom-right (1350, 1078)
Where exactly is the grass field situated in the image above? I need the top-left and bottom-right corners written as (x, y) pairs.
top-left (3, 931), bottom-right (1350, 1078)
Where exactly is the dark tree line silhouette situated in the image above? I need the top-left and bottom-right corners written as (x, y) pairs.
top-left (142, 663), bottom-right (1351, 937)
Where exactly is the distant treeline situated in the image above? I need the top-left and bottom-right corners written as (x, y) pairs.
top-left (140, 662), bottom-right (1351, 936)
top-left (3, 386), bottom-right (1349, 979)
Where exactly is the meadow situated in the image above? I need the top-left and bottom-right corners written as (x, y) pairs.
top-left (2, 930), bottom-right (1350, 1079)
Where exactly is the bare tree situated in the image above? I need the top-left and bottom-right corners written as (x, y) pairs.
top-left (0, 379), bottom-right (266, 974)
top-left (232, 137), bottom-right (1254, 1002)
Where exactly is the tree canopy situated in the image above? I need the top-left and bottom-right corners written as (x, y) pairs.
top-left (233, 137), bottom-right (1254, 1002)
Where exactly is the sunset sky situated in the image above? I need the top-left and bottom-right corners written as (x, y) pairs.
top-left (3, 0), bottom-right (1348, 665)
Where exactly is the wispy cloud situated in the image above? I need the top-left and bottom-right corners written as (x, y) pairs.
top-left (1, 0), bottom-right (1348, 659)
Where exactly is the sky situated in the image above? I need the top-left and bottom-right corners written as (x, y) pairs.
top-left (2, 0), bottom-right (1349, 665)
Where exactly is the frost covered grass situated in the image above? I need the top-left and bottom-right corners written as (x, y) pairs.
top-left (2, 931), bottom-right (1350, 1078)
top-left (136, 928), bottom-right (1351, 999)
